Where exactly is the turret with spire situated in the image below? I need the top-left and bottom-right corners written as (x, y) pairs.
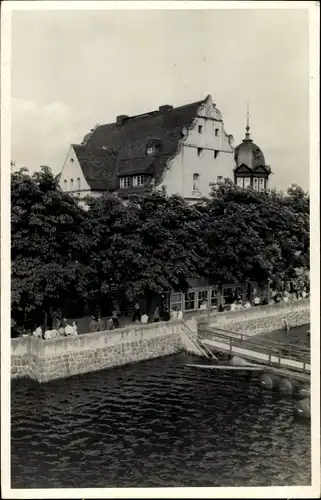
top-left (233, 102), bottom-right (271, 191)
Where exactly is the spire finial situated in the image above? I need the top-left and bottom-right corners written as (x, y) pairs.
top-left (245, 101), bottom-right (251, 139)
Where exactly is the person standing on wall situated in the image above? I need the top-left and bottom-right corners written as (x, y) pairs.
top-left (153, 305), bottom-right (160, 323)
top-left (132, 301), bottom-right (141, 323)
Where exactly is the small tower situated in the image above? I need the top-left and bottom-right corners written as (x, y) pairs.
top-left (234, 103), bottom-right (271, 191)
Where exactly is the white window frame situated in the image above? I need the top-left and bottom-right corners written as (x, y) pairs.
top-left (193, 173), bottom-right (200, 191)
top-left (253, 177), bottom-right (259, 191)
top-left (133, 175), bottom-right (144, 187)
top-left (170, 292), bottom-right (183, 311)
top-left (184, 291), bottom-right (196, 311)
top-left (210, 287), bottom-right (218, 309)
top-left (198, 289), bottom-right (209, 309)
top-left (119, 177), bottom-right (131, 188)
top-left (236, 177), bottom-right (244, 188)
top-left (147, 146), bottom-right (156, 155)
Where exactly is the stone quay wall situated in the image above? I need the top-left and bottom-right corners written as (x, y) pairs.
top-left (201, 299), bottom-right (310, 336)
top-left (11, 300), bottom-right (310, 383)
top-left (11, 320), bottom-right (192, 383)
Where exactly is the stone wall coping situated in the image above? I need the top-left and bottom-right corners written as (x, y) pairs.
top-left (11, 319), bottom-right (183, 351)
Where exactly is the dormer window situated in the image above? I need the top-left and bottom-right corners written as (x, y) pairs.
top-left (119, 177), bottom-right (131, 188)
top-left (133, 175), bottom-right (144, 187)
top-left (147, 146), bottom-right (156, 155)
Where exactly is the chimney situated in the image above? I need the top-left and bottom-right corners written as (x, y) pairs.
top-left (159, 105), bottom-right (173, 113)
top-left (116, 115), bottom-right (129, 126)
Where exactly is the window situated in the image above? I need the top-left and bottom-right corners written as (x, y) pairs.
top-left (198, 290), bottom-right (208, 309)
top-left (193, 173), bottom-right (200, 191)
top-left (185, 292), bottom-right (196, 311)
top-left (133, 175), bottom-right (144, 187)
top-left (215, 128), bottom-right (219, 137)
top-left (217, 175), bottom-right (223, 183)
top-left (214, 150), bottom-right (219, 159)
top-left (244, 178), bottom-right (251, 188)
top-left (147, 146), bottom-right (156, 155)
top-left (236, 177), bottom-right (244, 188)
top-left (170, 292), bottom-right (182, 311)
top-left (70, 158), bottom-right (74, 163)
top-left (198, 125), bottom-right (203, 134)
top-left (222, 286), bottom-right (244, 305)
top-left (64, 179), bottom-right (67, 187)
top-left (76, 177), bottom-right (81, 191)
top-left (222, 287), bottom-right (234, 305)
top-left (253, 178), bottom-right (259, 191)
top-left (197, 148), bottom-right (203, 157)
top-left (211, 287), bottom-right (218, 308)
top-left (259, 178), bottom-right (265, 191)
top-left (120, 177), bottom-right (131, 188)
top-left (70, 178), bottom-right (74, 191)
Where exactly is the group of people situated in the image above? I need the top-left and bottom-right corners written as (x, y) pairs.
top-left (29, 319), bottom-right (78, 340)
top-left (226, 287), bottom-right (309, 312)
top-left (88, 300), bottom-right (183, 333)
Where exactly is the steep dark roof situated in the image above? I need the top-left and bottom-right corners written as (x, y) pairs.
top-left (75, 98), bottom-right (206, 189)
top-left (234, 139), bottom-right (266, 169)
top-left (73, 145), bottom-right (118, 190)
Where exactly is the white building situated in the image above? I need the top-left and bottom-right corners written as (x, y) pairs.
top-left (58, 94), bottom-right (271, 204)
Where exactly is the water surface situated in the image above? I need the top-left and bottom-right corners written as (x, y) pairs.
top-left (11, 349), bottom-right (310, 488)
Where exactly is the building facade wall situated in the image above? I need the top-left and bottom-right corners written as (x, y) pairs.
top-left (159, 96), bottom-right (235, 199)
top-left (59, 146), bottom-right (91, 194)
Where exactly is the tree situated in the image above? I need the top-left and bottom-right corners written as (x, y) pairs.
top-left (83, 191), bottom-right (205, 315)
top-left (204, 181), bottom-right (309, 285)
top-left (11, 166), bottom-right (87, 335)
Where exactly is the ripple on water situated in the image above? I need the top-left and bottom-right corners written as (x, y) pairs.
top-left (11, 352), bottom-right (311, 488)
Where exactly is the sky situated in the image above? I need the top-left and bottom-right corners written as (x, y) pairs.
top-left (11, 6), bottom-right (310, 191)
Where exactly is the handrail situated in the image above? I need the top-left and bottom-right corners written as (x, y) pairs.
top-left (200, 325), bottom-right (310, 353)
top-left (182, 321), bottom-right (217, 360)
top-left (201, 328), bottom-right (310, 366)
top-left (223, 336), bottom-right (310, 373)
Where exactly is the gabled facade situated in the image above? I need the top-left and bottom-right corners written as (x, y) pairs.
top-left (58, 94), bottom-right (235, 203)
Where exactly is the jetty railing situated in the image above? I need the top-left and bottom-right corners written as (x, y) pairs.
top-left (199, 325), bottom-right (310, 358)
top-left (199, 327), bottom-right (310, 373)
